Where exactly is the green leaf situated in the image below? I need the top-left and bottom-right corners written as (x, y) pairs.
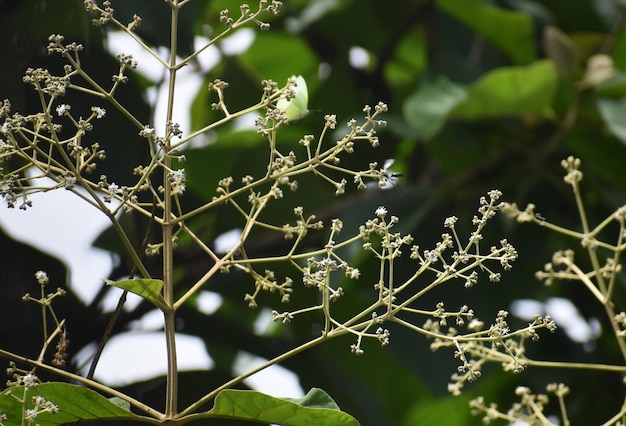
top-left (401, 393), bottom-right (474, 426)
top-left (453, 60), bottom-right (557, 119)
top-left (594, 72), bottom-right (626, 97)
top-left (437, 0), bottom-right (535, 64)
top-left (384, 27), bottom-right (428, 86)
top-left (240, 31), bottom-right (318, 82)
top-left (207, 388), bottom-right (360, 425)
top-left (108, 397), bottom-right (131, 411)
top-left (0, 383), bottom-right (137, 425)
top-left (597, 97), bottom-right (626, 145)
top-left (104, 278), bottom-right (166, 308)
top-left (403, 77), bottom-right (467, 140)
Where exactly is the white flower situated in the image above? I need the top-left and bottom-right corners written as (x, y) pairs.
top-left (56, 104), bottom-right (70, 116)
top-left (108, 183), bottom-right (120, 194)
top-left (91, 106), bottom-right (106, 119)
top-left (375, 206), bottom-right (387, 217)
top-left (35, 271), bottom-right (48, 285)
top-left (139, 125), bottom-right (155, 137)
top-left (22, 373), bottom-right (38, 388)
top-left (444, 216), bottom-right (458, 228)
top-left (169, 169), bottom-right (185, 184)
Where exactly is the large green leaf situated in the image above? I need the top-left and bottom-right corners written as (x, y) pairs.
top-left (403, 77), bottom-right (467, 140)
top-left (207, 388), bottom-right (360, 425)
top-left (453, 60), bottom-right (557, 119)
top-left (437, 0), bottom-right (535, 64)
top-left (0, 383), bottom-right (136, 425)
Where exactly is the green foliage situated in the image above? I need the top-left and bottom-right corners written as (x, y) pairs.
top-left (436, 0), bottom-right (535, 64)
top-left (453, 60), bottom-right (558, 119)
top-left (0, 383), bottom-right (134, 425)
top-left (2, 0), bottom-right (626, 425)
top-left (206, 388), bottom-right (358, 425)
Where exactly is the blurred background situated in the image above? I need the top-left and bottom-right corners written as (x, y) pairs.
top-left (2, 0), bottom-right (626, 424)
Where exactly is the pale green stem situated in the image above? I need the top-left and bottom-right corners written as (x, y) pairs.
top-left (605, 218), bottom-right (624, 301)
top-left (558, 393), bottom-right (570, 426)
top-left (524, 359), bottom-right (626, 373)
top-left (162, 2), bottom-right (180, 418)
top-left (571, 181), bottom-right (607, 293)
top-left (36, 319), bottom-right (64, 363)
top-left (557, 256), bottom-right (605, 303)
top-left (322, 268), bottom-right (331, 336)
top-left (40, 280), bottom-right (48, 343)
top-left (571, 184), bottom-right (626, 362)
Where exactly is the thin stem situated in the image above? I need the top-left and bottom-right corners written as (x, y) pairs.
top-left (177, 3), bottom-right (271, 69)
top-left (40, 281), bottom-right (48, 342)
top-left (606, 218), bottom-right (625, 301)
top-left (558, 393), bottom-right (570, 426)
top-left (171, 101), bottom-right (270, 150)
top-left (163, 2), bottom-right (180, 418)
top-left (524, 359), bottom-right (626, 373)
top-left (36, 319), bottom-right (65, 363)
top-left (557, 256), bottom-right (606, 303)
top-left (63, 54), bottom-right (145, 130)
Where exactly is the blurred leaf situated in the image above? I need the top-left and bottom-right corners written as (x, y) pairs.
top-left (403, 77), bottom-right (467, 140)
top-left (401, 393), bottom-right (474, 426)
top-left (437, 0), bottom-right (535, 64)
top-left (597, 97), bottom-right (626, 145)
top-left (183, 130), bottom-right (265, 200)
top-left (594, 72), bottom-right (626, 97)
top-left (544, 26), bottom-right (579, 78)
top-left (569, 32), bottom-right (606, 61)
top-left (240, 31), bottom-right (318, 82)
top-left (207, 388), bottom-right (360, 425)
top-left (0, 383), bottom-right (135, 425)
top-left (612, 30), bottom-right (626, 71)
top-left (453, 60), bottom-right (557, 119)
top-left (7, 0), bottom-right (88, 39)
top-left (384, 27), bottom-right (427, 87)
